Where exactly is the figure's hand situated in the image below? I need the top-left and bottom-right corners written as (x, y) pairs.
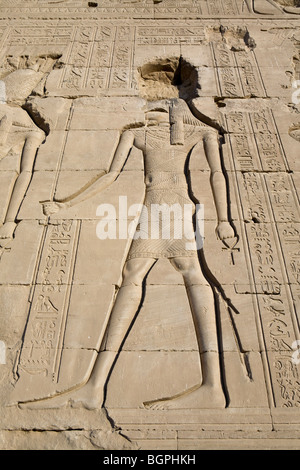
top-left (216, 221), bottom-right (235, 242)
top-left (42, 201), bottom-right (68, 216)
top-left (0, 221), bottom-right (16, 241)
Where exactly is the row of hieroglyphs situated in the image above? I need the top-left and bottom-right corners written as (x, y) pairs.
top-left (0, 1), bottom-right (239, 16)
top-left (0, 24), bottom-right (264, 95)
top-left (0, 0), bottom-right (299, 16)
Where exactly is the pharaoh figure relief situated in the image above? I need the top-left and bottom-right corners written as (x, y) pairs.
top-left (12, 58), bottom-right (247, 411)
top-left (0, 56), bottom-right (57, 249)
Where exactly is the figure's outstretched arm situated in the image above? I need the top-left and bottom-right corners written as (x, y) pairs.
top-left (203, 131), bottom-right (235, 241)
top-left (43, 130), bottom-right (135, 215)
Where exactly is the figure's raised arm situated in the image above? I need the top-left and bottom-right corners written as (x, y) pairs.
top-left (203, 130), bottom-right (235, 242)
top-left (42, 130), bottom-right (135, 215)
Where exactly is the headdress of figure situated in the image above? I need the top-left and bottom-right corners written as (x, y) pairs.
top-left (169, 98), bottom-right (214, 145)
top-left (146, 98), bottom-right (212, 145)
top-left (140, 58), bottom-right (219, 144)
top-left (169, 98), bottom-right (204, 145)
top-left (0, 55), bottom-right (59, 104)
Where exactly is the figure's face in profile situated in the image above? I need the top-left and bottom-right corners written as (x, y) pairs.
top-left (145, 109), bottom-right (169, 126)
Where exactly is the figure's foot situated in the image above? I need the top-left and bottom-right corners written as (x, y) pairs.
top-left (143, 383), bottom-right (226, 410)
top-left (0, 221), bottom-right (16, 242)
top-left (284, 6), bottom-right (300, 14)
top-left (17, 382), bottom-right (104, 410)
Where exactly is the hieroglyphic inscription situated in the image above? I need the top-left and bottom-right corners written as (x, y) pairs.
top-left (61, 25), bottom-right (134, 92)
top-left (61, 27), bottom-right (96, 90)
top-left (18, 220), bottom-right (80, 383)
top-left (213, 43), bottom-right (243, 98)
top-left (153, 0), bottom-right (202, 16)
top-left (213, 44), bottom-right (265, 98)
top-left (242, 172), bottom-right (268, 223)
top-left (206, 0), bottom-right (239, 16)
top-left (266, 172), bottom-right (300, 314)
top-left (0, 27), bottom-right (10, 63)
top-left (0, 0), bottom-right (247, 17)
top-left (259, 291), bottom-right (300, 408)
top-left (136, 26), bottom-right (206, 45)
top-left (227, 109), bottom-right (300, 407)
top-left (87, 25), bottom-right (115, 90)
top-left (278, 223), bottom-right (300, 286)
top-left (226, 112), bottom-right (259, 170)
top-left (9, 25), bottom-right (73, 46)
top-left (266, 173), bottom-right (299, 224)
top-left (250, 109), bottom-right (287, 171)
top-left (246, 222), bottom-right (282, 294)
top-left (226, 109), bottom-right (288, 172)
top-left (109, 26), bottom-right (134, 90)
top-left (243, 194), bottom-right (299, 407)
top-left (235, 51), bottom-right (265, 98)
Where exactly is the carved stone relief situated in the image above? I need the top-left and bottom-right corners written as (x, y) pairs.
top-left (1, 0), bottom-right (299, 17)
top-left (250, 0), bottom-right (299, 14)
top-left (0, 56), bottom-right (59, 252)
top-left (0, 0), bottom-right (299, 452)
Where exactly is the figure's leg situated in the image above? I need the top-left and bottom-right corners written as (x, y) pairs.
top-left (19, 257), bottom-right (156, 409)
top-left (0, 133), bottom-right (44, 241)
top-left (82, 257), bottom-right (156, 407)
top-left (144, 256), bottom-right (225, 409)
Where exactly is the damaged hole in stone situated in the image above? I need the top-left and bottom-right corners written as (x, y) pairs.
top-left (88, 2), bottom-right (98, 7)
top-left (137, 57), bottom-right (200, 102)
top-left (207, 25), bottom-right (256, 51)
top-left (215, 98), bottom-right (226, 108)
